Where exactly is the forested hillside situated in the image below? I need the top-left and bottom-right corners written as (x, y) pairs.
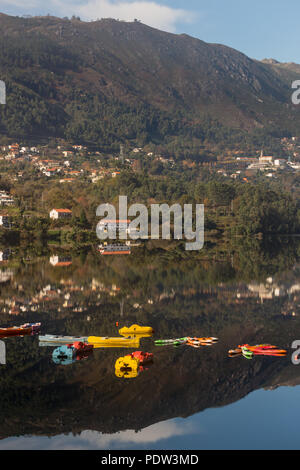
top-left (0, 13), bottom-right (299, 151)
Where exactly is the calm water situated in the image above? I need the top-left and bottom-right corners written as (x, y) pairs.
top-left (0, 240), bottom-right (300, 450)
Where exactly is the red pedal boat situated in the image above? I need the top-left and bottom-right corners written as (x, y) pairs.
top-left (68, 341), bottom-right (94, 354)
top-left (130, 351), bottom-right (153, 364)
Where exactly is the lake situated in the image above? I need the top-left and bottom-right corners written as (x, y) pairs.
top-left (0, 239), bottom-right (299, 450)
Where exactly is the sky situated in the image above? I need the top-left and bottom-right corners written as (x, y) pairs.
top-left (0, 0), bottom-right (298, 63)
top-left (1, 387), bottom-right (300, 449)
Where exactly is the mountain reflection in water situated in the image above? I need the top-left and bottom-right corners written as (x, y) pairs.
top-left (0, 239), bottom-right (299, 449)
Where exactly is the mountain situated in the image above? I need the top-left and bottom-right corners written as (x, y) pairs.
top-left (262, 58), bottom-right (300, 75)
top-left (0, 14), bottom-right (299, 149)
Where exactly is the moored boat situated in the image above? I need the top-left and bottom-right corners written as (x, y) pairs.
top-left (52, 343), bottom-right (93, 365)
top-left (187, 337), bottom-right (218, 347)
top-left (0, 322), bottom-right (41, 337)
top-left (87, 336), bottom-right (140, 348)
top-left (98, 243), bottom-right (131, 255)
top-left (229, 343), bottom-right (287, 358)
top-left (119, 324), bottom-right (154, 337)
top-left (228, 348), bottom-right (242, 357)
top-left (241, 347), bottom-right (254, 360)
top-left (239, 344), bottom-right (287, 356)
top-left (154, 337), bottom-right (188, 346)
top-left (71, 341), bottom-right (94, 353)
top-left (115, 355), bottom-right (140, 378)
top-left (39, 334), bottom-right (140, 348)
top-left (131, 351), bottom-right (153, 364)
top-left (39, 334), bottom-right (89, 345)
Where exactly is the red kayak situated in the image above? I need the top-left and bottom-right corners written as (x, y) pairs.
top-left (238, 344), bottom-right (287, 356)
top-left (0, 322), bottom-right (41, 337)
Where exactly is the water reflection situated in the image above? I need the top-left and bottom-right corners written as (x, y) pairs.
top-left (0, 239), bottom-right (299, 447)
top-left (0, 419), bottom-right (196, 450)
top-left (115, 351), bottom-right (154, 378)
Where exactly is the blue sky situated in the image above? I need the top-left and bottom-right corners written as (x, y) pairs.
top-left (0, 0), bottom-right (298, 63)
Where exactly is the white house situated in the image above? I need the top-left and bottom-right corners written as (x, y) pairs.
top-left (0, 214), bottom-right (10, 228)
top-left (0, 249), bottom-right (10, 261)
top-left (43, 168), bottom-right (58, 177)
top-left (0, 192), bottom-right (14, 206)
top-left (49, 209), bottom-right (72, 220)
top-left (274, 159), bottom-right (287, 167)
top-left (62, 151), bottom-right (74, 158)
top-left (50, 255), bottom-right (72, 267)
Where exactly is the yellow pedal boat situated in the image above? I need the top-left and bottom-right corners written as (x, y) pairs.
top-left (87, 336), bottom-right (141, 349)
top-left (115, 355), bottom-right (140, 378)
top-left (118, 324), bottom-right (154, 337)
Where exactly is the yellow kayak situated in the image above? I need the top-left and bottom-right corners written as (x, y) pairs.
top-left (87, 336), bottom-right (140, 349)
top-left (118, 324), bottom-right (154, 337)
top-left (115, 355), bottom-right (140, 378)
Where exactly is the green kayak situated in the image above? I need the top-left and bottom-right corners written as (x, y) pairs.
top-left (155, 337), bottom-right (188, 346)
top-left (242, 347), bottom-right (253, 360)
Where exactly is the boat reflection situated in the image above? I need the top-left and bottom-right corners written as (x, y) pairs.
top-left (115, 351), bottom-right (154, 379)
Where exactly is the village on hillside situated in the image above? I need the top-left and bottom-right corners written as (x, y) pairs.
top-left (0, 136), bottom-right (299, 187)
top-left (0, 136), bottom-right (299, 234)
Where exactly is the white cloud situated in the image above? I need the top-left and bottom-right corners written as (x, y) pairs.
top-left (0, 418), bottom-right (198, 450)
top-left (0, 0), bottom-right (195, 33)
top-left (0, 0), bottom-right (38, 8)
top-left (73, 0), bottom-right (193, 32)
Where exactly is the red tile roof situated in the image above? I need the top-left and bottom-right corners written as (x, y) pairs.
top-left (53, 262), bottom-right (73, 266)
top-left (53, 209), bottom-right (72, 213)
